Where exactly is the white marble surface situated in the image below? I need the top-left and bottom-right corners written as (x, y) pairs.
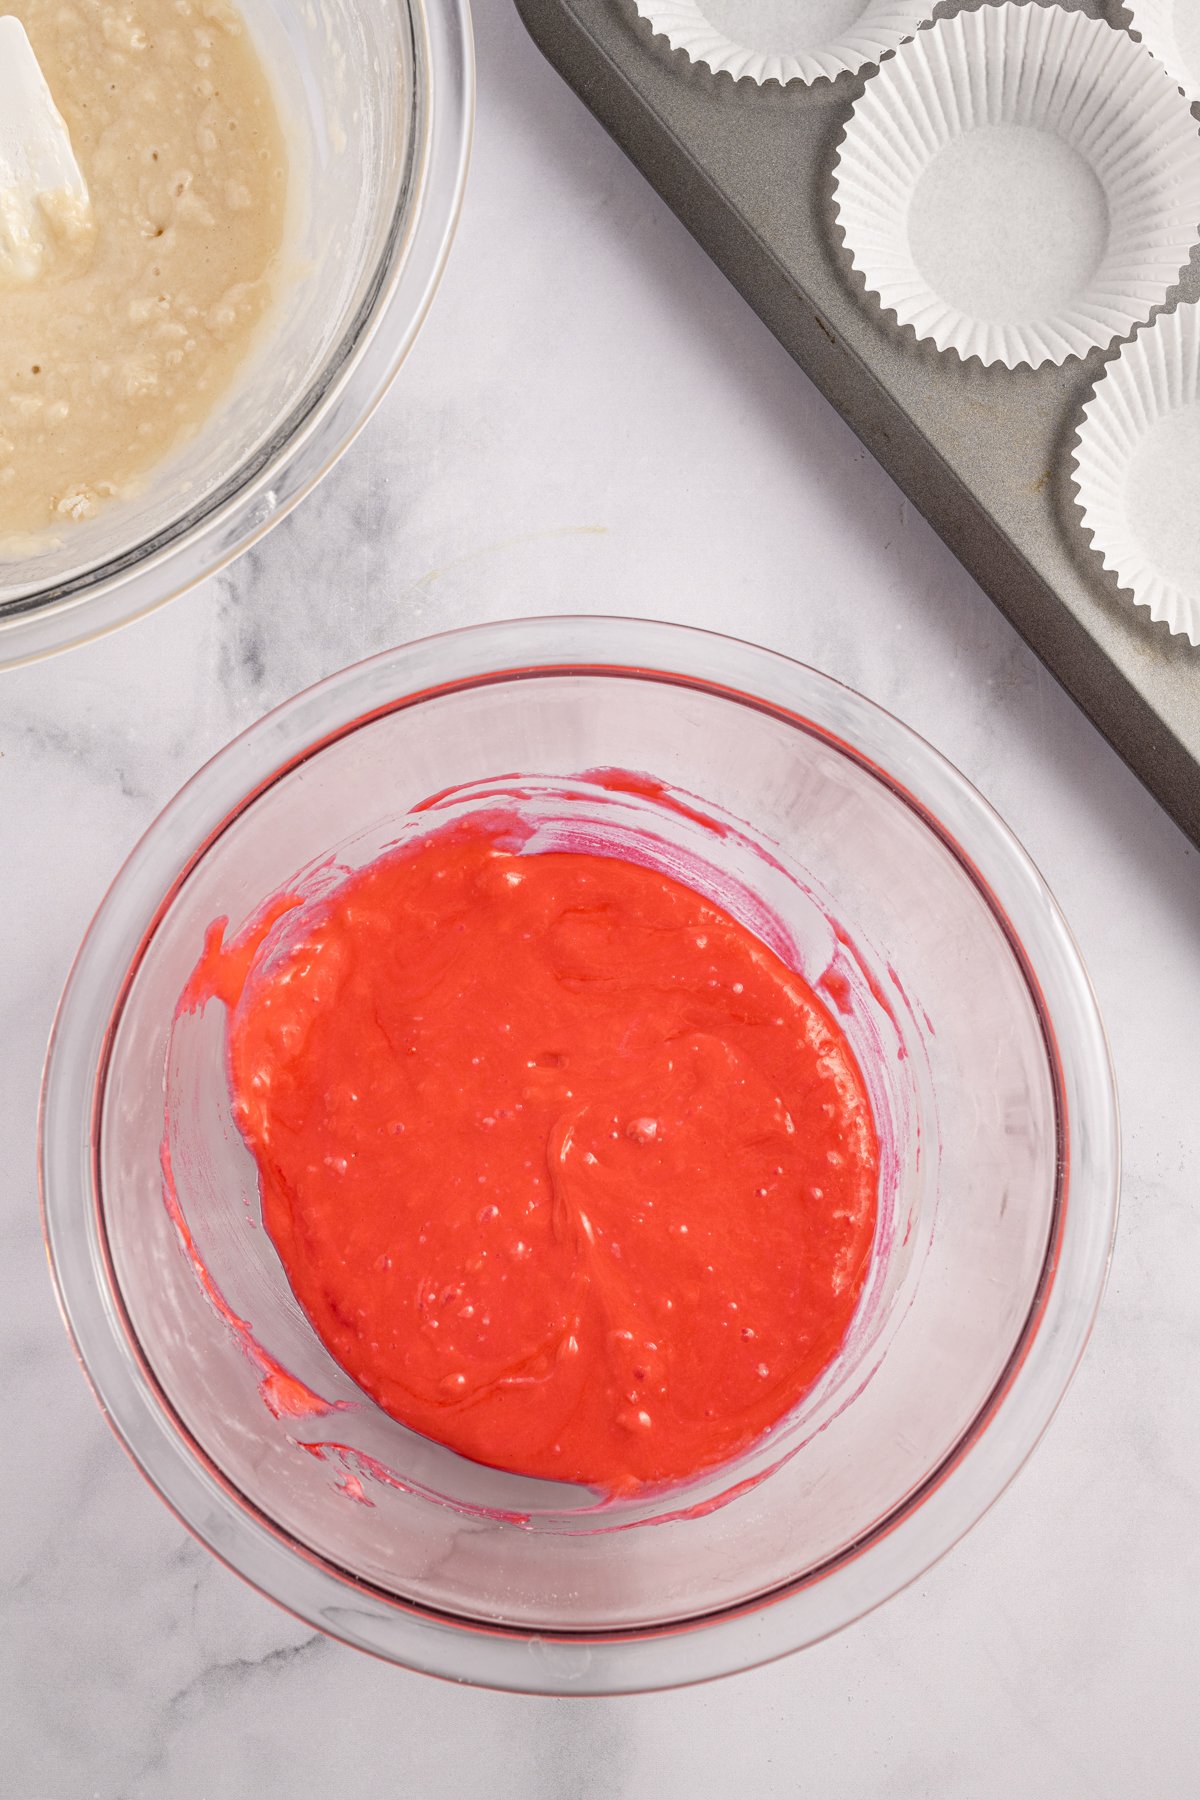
top-left (3, 3), bottom-right (1199, 1792)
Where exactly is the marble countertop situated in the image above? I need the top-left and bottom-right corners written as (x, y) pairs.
top-left (4, 4), bottom-right (1198, 1793)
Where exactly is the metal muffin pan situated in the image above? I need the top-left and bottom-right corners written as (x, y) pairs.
top-left (514, 0), bottom-right (1200, 847)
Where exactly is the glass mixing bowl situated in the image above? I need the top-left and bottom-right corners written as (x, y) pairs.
top-left (0, 0), bottom-right (472, 668)
top-left (41, 617), bottom-right (1119, 1693)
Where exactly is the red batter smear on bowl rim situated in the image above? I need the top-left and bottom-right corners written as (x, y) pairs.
top-left (186, 808), bottom-right (879, 1496)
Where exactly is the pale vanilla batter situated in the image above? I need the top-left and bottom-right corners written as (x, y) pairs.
top-left (1, 0), bottom-right (287, 540)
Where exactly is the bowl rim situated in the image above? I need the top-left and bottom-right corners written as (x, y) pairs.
top-left (0, 0), bottom-right (475, 670)
top-left (39, 615), bottom-right (1120, 1694)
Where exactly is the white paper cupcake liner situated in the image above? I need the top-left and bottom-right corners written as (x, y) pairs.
top-left (832, 1), bottom-right (1200, 369)
top-left (1072, 301), bottom-right (1200, 647)
top-left (1126, 0), bottom-right (1200, 104)
top-left (632, 0), bottom-right (935, 87)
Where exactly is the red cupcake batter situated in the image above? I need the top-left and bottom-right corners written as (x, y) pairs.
top-left (195, 814), bottom-right (879, 1495)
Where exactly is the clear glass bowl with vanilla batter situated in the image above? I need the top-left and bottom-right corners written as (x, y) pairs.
top-left (0, 0), bottom-right (472, 667)
top-left (41, 617), bottom-right (1120, 1694)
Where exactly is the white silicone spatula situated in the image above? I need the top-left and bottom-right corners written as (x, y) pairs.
top-left (0, 16), bottom-right (90, 282)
